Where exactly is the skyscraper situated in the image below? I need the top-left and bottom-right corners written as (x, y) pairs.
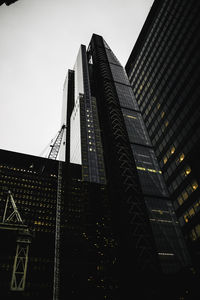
top-left (61, 33), bottom-right (192, 297)
top-left (126, 0), bottom-right (200, 274)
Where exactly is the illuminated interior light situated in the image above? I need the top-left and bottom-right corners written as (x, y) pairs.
top-left (163, 157), bottom-right (168, 164)
top-left (170, 146), bottom-right (175, 154)
top-left (123, 114), bottom-right (137, 119)
top-left (179, 153), bottom-right (185, 161)
top-left (192, 181), bottom-right (198, 190)
top-left (185, 166), bottom-right (191, 175)
top-left (158, 252), bottom-right (174, 256)
top-left (161, 111), bottom-right (165, 118)
top-left (136, 166), bottom-right (146, 171)
top-left (147, 168), bottom-right (156, 173)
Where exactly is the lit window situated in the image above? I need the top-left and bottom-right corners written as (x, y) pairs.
top-left (184, 213), bottom-right (189, 223)
top-left (179, 153), bottom-right (185, 162)
top-left (161, 111), bottom-right (165, 118)
top-left (182, 190), bottom-right (188, 201)
top-left (165, 120), bottom-right (169, 127)
top-left (177, 196), bottom-right (183, 206)
top-left (188, 208), bottom-right (195, 217)
top-left (163, 157), bottom-right (168, 164)
top-left (89, 148), bottom-right (93, 151)
top-left (185, 166), bottom-right (191, 175)
top-left (192, 180), bottom-right (198, 191)
top-left (123, 113), bottom-right (137, 119)
top-left (170, 146), bottom-right (175, 154)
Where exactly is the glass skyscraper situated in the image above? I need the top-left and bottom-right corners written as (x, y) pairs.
top-left (60, 33), bottom-right (192, 297)
top-left (126, 0), bottom-right (200, 275)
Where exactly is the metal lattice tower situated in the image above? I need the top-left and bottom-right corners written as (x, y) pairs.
top-left (53, 160), bottom-right (62, 300)
top-left (48, 124), bottom-right (66, 160)
top-left (0, 190), bottom-right (32, 292)
top-left (47, 127), bottom-right (64, 300)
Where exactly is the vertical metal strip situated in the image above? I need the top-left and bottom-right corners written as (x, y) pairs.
top-left (53, 160), bottom-right (62, 300)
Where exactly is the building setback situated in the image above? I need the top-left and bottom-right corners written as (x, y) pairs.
top-left (125, 0), bottom-right (200, 279)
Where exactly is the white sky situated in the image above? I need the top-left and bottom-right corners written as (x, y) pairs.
top-left (0, 0), bottom-right (154, 158)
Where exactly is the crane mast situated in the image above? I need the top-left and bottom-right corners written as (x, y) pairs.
top-left (0, 190), bottom-right (32, 291)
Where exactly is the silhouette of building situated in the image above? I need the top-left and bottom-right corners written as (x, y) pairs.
top-left (0, 0), bottom-right (18, 6)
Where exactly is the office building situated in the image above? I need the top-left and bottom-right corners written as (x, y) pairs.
top-left (60, 34), bottom-right (193, 297)
top-left (0, 149), bottom-right (59, 299)
top-left (0, 149), bottom-right (119, 300)
top-left (126, 0), bottom-right (200, 272)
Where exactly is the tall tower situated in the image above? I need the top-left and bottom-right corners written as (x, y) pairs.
top-left (61, 34), bottom-right (191, 297)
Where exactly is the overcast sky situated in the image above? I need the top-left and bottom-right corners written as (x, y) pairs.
top-left (0, 0), bottom-right (154, 158)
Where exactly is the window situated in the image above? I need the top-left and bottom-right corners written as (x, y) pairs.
top-left (170, 146), bottom-right (175, 154)
top-left (192, 180), bottom-right (198, 191)
top-left (185, 166), bottom-right (191, 175)
top-left (182, 190), bottom-right (188, 201)
top-left (179, 153), bottom-right (185, 162)
top-left (177, 196), bottom-right (183, 206)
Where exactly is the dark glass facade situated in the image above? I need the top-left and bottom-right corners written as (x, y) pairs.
top-left (0, 149), bottom-right (59, 299)
top-left (59, 33), bottom-right (195, 297)
top-left (126, 0), bottom-right (200, 275)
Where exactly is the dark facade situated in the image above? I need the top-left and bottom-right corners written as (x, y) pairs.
top-left (126, 0), bottom-right (200, 276)
top-left (59, 34), bottom-right (195, 298)
top-left (0, 149), bottom-right (59, 299)
top-left (0, 0), bottom-right (18, 6)
top-left (0, 149), bottom-right (120, 300)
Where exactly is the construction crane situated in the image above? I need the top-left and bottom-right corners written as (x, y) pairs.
top-left (39, 124), bottom-right (66, 160)
top-left (44, 125), bottom-right (66, 300)
top-left (0, 190), bottom-right (32, 291)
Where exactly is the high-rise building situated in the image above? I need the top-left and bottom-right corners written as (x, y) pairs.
top-left (0, 31), bottom-right (198, 299)
top-left (61, 33), bottom-right (193, 297)
top-left (125, 0), bottom-right (200, 274)
top-left (0, 149), bottom-right (59, 299)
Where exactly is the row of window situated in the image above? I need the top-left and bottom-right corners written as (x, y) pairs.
top-left (179, 197), bottom-right (200, 226)
top-left (162, 125), bottom-right (200, 183)
top-left (175, 179), bottom-right (198, 207)
top-left (189, 224), bottom-right (200, 242)
top-left (168, 165), bottom-right (191, 193)
top-left (156, 99), bottom-right (200, 168)
top-left (129, 0), bottom-right (176, 80)
top-left (130, 0), bottom-right (194, 93)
